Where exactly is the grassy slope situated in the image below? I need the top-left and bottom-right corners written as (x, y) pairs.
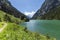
top-left (0, 22), bottom-right (56, 40)
top-left (0, 22), bottom-right (4, 28)
top-left (0, 10), bottom-right (22, 23)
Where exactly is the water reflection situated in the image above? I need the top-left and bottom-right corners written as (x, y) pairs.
top-left (21, 20), bottom-right (60, 40)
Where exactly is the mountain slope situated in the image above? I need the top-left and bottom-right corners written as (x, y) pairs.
top-left (32, 0), bottom-right (60, 20)
top-left (0, 0), bottom-right (29, 21)
top-left (0, 10), bottom-right (22, 24)
top-left (0, 22), bottom-right (56, 40)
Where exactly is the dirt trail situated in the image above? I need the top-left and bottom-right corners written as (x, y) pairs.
top-left (0, 23), bottom-right (7, 33)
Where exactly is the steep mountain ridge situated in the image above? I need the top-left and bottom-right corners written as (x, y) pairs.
top-left (32, 0), bottom-right (60, 20)
top-left (0, 0), bottom-right (29, 21)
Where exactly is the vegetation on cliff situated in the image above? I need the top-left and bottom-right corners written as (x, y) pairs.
top-left (36, 6), bottom-right (60, 20)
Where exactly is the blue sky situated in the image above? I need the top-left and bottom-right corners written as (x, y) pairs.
top-left (9, 0), bottom-right (45, 17)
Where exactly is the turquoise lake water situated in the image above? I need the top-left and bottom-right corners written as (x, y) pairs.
top-left (21, 20), bottom-right (60, 40)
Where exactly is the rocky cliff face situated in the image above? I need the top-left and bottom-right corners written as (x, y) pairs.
top-left (0, 0), bottom-right (29, 21)
top-left (32, 0), bottom-right (60, 20)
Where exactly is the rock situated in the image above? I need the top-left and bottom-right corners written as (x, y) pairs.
top-left (32, 0), bottom-right (60, 20)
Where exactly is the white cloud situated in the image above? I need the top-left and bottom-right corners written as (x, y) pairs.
top-left (24, 11), bottom-right (35, 17)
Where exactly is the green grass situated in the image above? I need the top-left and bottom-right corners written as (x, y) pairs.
top-left (0, 10), bottom-right (22, 23)
top-left (0, 22), bottom-right (56, 40)
top-left (0, 22), bottom-right (4, 28)
top-left (0, 11), bottom-right (5, 21)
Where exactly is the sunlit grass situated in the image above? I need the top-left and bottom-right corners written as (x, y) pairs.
top-left (0, 22), bottom-right (5, 28)
top-left (0, 22), bottom-right (56, 40)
